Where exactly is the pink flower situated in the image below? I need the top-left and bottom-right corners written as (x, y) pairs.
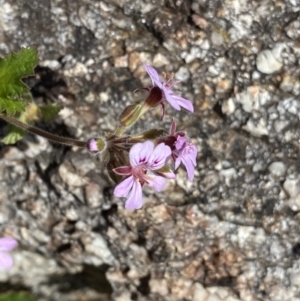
top-left (0, 237), bottom-right (17, 270)
top-left (174, 136), bottom-right (197, 181)
top-left (113, 141), bottom-right (174, 210)
top-left (143, 64), bottom-right (194, 113)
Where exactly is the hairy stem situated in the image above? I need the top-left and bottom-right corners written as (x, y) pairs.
top-left (0, 113), bottom-right (87, 147)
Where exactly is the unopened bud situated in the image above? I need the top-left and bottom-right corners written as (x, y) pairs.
top-left (86, 137), bottom-right (107, 154)
top-left (119, 104), bottom-right (142, 127)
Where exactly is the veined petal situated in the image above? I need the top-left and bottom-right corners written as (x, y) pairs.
top-left (125, 180), bottom-right (143, 210)
top-left (160, 170), bottom-right (175, 179)
top-left (181, 143), bottom-right (197, 166)
top-left (0, 238), bottom-right (17, 252)
top-left (148, 143), bottom-right (172, 170)
top-left (173, 95), bottom-right (194, 112)
top-left (175, 136), bottom-right (187, 151)
top-left (0, 252), bottom-right (13, 270)
top-left (129, 141), bottom-right (154, 167)
top-left (114, 176), bottom-right (134, 198)
top-left (182, 156), bottom-right (195, 181)
top-left (148, 175), bottom-right (167, 192)
top-left (189, 145), bottom-right (198, 166)
top-left (162, 87), bottom-right (181, 110)
top-left (174, 157), bottom-right (182, 170)
top-left (143, 64), bottom-right (161, 86)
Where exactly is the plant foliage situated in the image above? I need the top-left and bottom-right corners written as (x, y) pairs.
top-left (0, 292), bottom-right (36, 301)
top-left (0, 48), bottom-right (37, 114)
top-left (0, 48), bottom-right (63, 144)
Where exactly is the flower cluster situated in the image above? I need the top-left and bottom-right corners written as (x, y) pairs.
top-left (87, 64), bottom-right (197, 210)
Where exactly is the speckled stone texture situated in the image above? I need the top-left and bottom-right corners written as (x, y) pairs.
top-left (0, 0), bottom-right (300, 300)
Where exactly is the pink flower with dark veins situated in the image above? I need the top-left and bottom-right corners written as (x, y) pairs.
top-left (143, 64), bottom-right (194, 115)
top-left (0, 237), bottom-right (17, 270)
top-left (113, 141), bottom-right (174, 210)
top-left (174, 135), bottom-right (197, 181)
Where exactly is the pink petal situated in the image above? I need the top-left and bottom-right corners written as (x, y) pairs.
top-left (113, 166), bottom-right (132, 176)
top-left (114, 176), bottom-right (134, 198)
top-left (125, 180), bottom-right (143, 210)
top-left (148, 176), bottom-right (167, 192)
top-left (174, 157), bottom-right (182, 170)
top-left (162, 87), bottom-right (181, 110)
top-left (159, 170), bottom-right (176, 179)
top-left (148, 143), bottom-right (172, 170)
top-left (181, 144), bottom-right (197, 166)
top-left (0, 238), bottom-right (17, 252)
top-left (0, 252), bottom-right (13, 270)
top-left (129, 141), bottom-right (154, 167)
top-left (175, 136), bottom-right (187, 151)
top-left (143, 64), bottom-right (161, 86)
top-left (173, 95), bottom-right (194, 112)
top-left (86, 138), bottom-right (98, 153)
top-left (182, 156), bottom-right (195, 181)
top-left (189, 145), bottom-right (198, 166)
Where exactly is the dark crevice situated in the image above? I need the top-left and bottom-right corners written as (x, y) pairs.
top-left (0, 284), bottom-right (34, 295)
top-left (213, 101), bottom-right (226, 119)
top-left (142, 23), bottom-right (164, 46)
top-left (47, 264), bottom-right (112, 294)
top-left (56, 242), bottom-right (72, 253)
top-left (63, 221), bottom-right (76, 234)
top-left (137, 274), bottom-right (150, 296)
top-left (24, 65), bottom-right (68, 100)
top-left (34, 160), bottom-right (61, 198)
top-left (292, 243), bottom-right (300, 257)
top-left (133, 233), bottom-right (147, 246)
top-left (101, 203), bottom-right (118, 228)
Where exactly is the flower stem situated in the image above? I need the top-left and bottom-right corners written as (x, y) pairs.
top-left (115, 125), bottom-right (126, 137)
top-left (0, 113), bottom-right (87, 147)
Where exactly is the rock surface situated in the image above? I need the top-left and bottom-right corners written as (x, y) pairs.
top-left (0, 0), bottom-right (300, 301)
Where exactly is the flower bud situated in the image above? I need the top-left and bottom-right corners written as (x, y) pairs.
top-left (86, 137), bottom-right (107, 154)
top-left (119, 104), bottom-right (143, 127)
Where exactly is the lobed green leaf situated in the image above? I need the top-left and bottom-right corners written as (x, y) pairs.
top-left (0, 97), bottom-right (27, 115)
top-left (39, 103), bottom-right (63, 121)
top-left (0, 48), bottom-right (38, 99)
top-left (2, 125), bottom-right (26, 145)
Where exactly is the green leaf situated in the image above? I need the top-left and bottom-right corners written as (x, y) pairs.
top-left (0, 291), bottom-right (36, 301)
top-left (0, 48), bottom-right (38, 99)
top-left (0, 97), bottom-right (27, 115)
top-left (2, 125), bottom-right (26, 145)
top-left (39, 103), bottom-right (63, 121)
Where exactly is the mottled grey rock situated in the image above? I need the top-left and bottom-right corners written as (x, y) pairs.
top-left (268, 162), bottom-right (286, 177)
top-left (256, 46), bottom-right (284, 74)
top-left (0, 0), bottom-right (300, 301)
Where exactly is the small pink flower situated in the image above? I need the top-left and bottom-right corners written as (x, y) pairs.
top-left (113, 141), bottom-right (174, 210)
top-left (143, 64), bottom-right (194, 113)
top-left (174, 136), bottom-right (197, 181)
top-left (0, 237), bottom-right (17, 270)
